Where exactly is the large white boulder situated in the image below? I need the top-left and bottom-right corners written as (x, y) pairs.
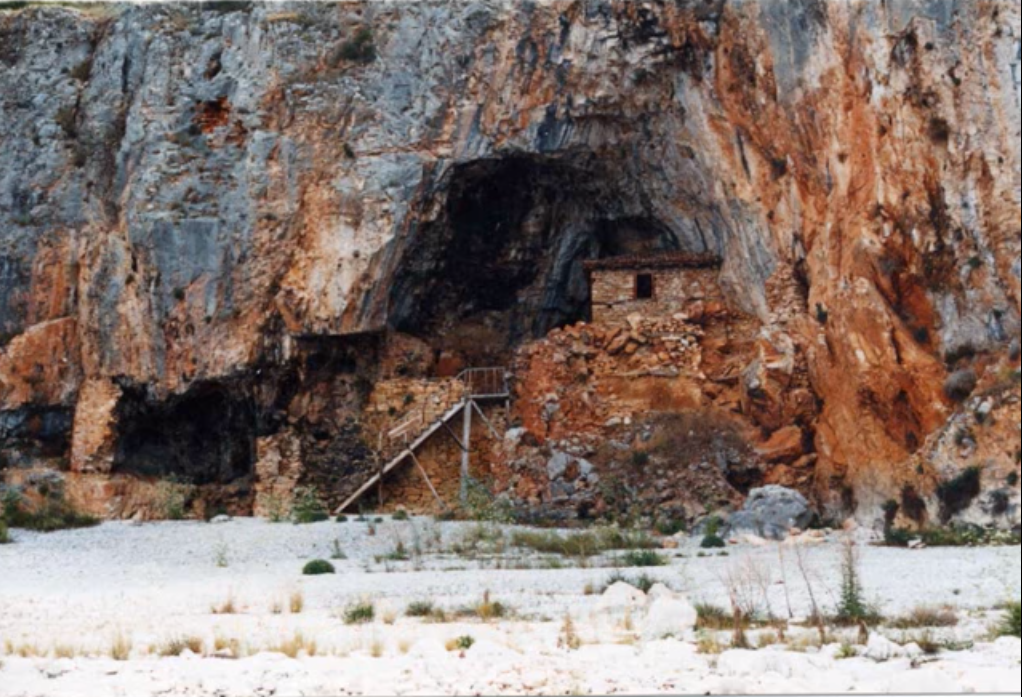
top-left (595, 582), bottom-right (647, 616)
top-left (641, 595), bottom-right (698, 641)
top-left (864, 634), bottom-right (899, 662)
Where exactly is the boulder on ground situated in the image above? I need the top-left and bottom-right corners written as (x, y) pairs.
top-left (642, 595), bottom-right (698, 641)
top-left (728, 486), bottom-right (814, 541)
top-left (596, 582), bottom-right (647, 616)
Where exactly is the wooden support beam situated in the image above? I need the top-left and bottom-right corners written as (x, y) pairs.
top-left (471, 400), bottom-right (501, 440)
top-left (460, 397), bottom-right (472, 505)
top-left (409, 451), bottom-right (445, 510)
top-left (442, 418), bottom-right (469, 453)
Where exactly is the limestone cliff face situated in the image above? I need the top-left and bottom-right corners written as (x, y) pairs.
top-left (1, 1), bottom-right (1019, 526)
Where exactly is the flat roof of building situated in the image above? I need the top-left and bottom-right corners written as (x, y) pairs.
top-left (583, 252), bottom-right (722, 272)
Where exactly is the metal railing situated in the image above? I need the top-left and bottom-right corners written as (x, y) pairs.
top-left (381, 368), bottom-right (509, 452)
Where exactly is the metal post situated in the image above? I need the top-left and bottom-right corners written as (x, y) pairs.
top-left (460, 399), bottom-right (472, 505)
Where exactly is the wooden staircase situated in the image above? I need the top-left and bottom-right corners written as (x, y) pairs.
top-left (335, 368), bottom-right (510, 514)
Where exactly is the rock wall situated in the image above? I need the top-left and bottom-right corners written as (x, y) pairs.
top-left (1, 0), bottom-right (1019, 527)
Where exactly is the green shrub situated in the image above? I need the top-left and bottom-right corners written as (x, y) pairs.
top-left (336, 514), bottom-right (349, 523)
top-left (1001, 602), bottom-right (1021, 639)
top-left (406, 601), bottom-right (436, 618)
top-left (655, 519), bottom-right (686, 536)
top-left (302, 559), bottom-right (336, 576)
top-left (619, 549), bottom-right (667, 568)
top-left (343, 601), bottom-right (375, 625)
top-left (511, 527), bottom-right (657, 557)
top-left (694, 603), bottom-right (732, 630)
top-left (453, 635), bottom-right (475, 651)
top-left (833, 541), bottom-right (881, 626)
top-left (0, 518), bottom-right (10, 544)
top-left (291, 486), bottom-right (329, 524)
top-left (700, 534), bottom-right (726, 549)
top-left (2, 490), bottom-right (100, 533)
top-left (602, 572), bottom-right (656, 594)
top-left (391, 510), bottom-right (410, 522)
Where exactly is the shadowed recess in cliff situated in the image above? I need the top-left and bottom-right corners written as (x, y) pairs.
top-left (112, 382), bottom-right (257, 485)
top-left (387, 153), bottom-right (694, 364)
top-left (0, 407), bottom-right (73, 470)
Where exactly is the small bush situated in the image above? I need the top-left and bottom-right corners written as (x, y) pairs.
top-left (447, 635), bottom-right (475, 652)
top-left (336, 514), bottom-right (349, 523)
top-left (511, 528), bottom-right (657, 557)
top-left (0, 518), bottom-right (10, 545)
top-left (618, 549), bottom-right (667, 568)
top-left (302, 559), bottom-right (336, 576)
top-left (392, 510), bottom-right (410, 522)
top-left (406, 601), bottom-right (436, 618)
top-left (695, 603), bottom-right (733, 631)
top-left (701, 534), bottom-right (726, 549)
top-left (3, 490), bottom-right (100, 533)
top-left (889, 605), bottom-right (958, 630)
top-left (472, 591), bottom-right (509, 621)
top-left (655, 518), bottom-right (686, 536)
top-left (158, 636), bottom-right (204, 657)
top-left (1001, 601), bottom-right (1021, 639)
top-left (344, 601), bottom-right (375, 625)
top-left (291, 486), bottom-right (329, 524)
top-left (833, 540), bottom-right (881, 626)
top-left (603, 572), bottom-right (656, 594)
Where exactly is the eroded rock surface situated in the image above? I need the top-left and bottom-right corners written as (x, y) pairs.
top-left (1, 1), bottom-right (1019, 526)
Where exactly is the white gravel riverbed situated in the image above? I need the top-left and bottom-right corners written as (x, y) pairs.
top-left (0, 518), bottom-right (1019, 696)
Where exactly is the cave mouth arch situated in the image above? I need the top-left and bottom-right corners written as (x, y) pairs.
top-left (388, 152), bottom-right (688, 366)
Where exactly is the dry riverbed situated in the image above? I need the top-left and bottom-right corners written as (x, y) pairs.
top-left (0, 518), bottom-right (1019, 696)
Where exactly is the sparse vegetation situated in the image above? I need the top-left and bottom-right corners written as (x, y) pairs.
top-left (154, 478), bottom-right (192, 520)
top-left (602, 572), bottom-right (657, 595)
top-left (331, 539), bottom-right (347, 560)
top-left (2, 489), bottom-right (100, 533)
top-left (343, 600), bottom-right (376, 625)
top-left (617, 549), bottom-right (667, 568)
top-left (302, 559), bottom-right (336, 576)
top-left (695, 603), bottom-right (734, 631)
top-left (833, 540), bottom-right (879, 626)
top-left (446, 635), bottom-right (475, 652)
top-left (889, 605), bottom-right (959, 630)
top-left (289, 590), bottom-right (304, 614)
top-left (269, 631), bottom-right (317, 658)
top-left (291, 486), bottom-right (329, 524)
top-left (406, 601), bottom-right (436, 618)
top-left (1001, 601), bottom-right (1021, 639)
top-left (392, 510), bottom-right (410, 522)
top-left (158, 636), bottom-right (204, 657)
top-left (110, 634), bottom-right (132, 661)
top-left (0, 518), bottom-right (10, 545)
top-left (700, 517), bottom-right (727, 549)
top-left (511, 528), bottom-right (657, 558)
top-left (471, 591), bottom-right (509, 622)
top-left (210, 595), bottom-right (238, 615)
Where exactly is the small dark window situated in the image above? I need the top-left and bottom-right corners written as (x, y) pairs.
top-left (636, 273), bottom-right (654, 300)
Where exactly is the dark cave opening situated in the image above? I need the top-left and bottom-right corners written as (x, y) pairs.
top-left (389, 154), bottom-right (682, 366)
top-left (113, 382), bottom-right (257, 485)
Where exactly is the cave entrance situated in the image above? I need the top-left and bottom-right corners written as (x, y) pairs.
top-left (388, 154), bottom-right (682, 367)
top-left (113, 382), bottom-right (256, 486)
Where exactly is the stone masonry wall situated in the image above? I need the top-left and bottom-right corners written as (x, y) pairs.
top-left (591, 268), bottom-right (726, 327)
